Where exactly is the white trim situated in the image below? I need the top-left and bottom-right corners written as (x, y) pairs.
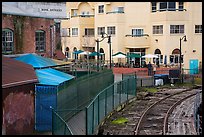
top-left (2, 79), bottom-right (38, 88)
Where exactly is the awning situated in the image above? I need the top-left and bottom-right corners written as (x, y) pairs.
top-left (73, 50), bottom-right (84, 54)
top-left (127, 53), bottom-right (141, 58)
top-left (35, 68), bottom-right (74, 86)
top-left (89, 52), bottom-right (103, 56)
top-left (112, 52), bottom-right (126, 56)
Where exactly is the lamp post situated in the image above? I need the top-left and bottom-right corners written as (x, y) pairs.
top-left (102, 32), bottom-right (111, 69)
top-left (95, 32), bottom-right (111, 71)
top-left (179, 35), bottom-right (187, 83)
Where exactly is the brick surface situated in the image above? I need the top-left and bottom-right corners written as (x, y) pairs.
top-left (2, 14), bottom-right (55, 57)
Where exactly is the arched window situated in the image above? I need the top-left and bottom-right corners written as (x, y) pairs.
top-left (170, 48), bottom-right (183, 64)
top-left (35, 30), bottom-right (46, 52)
top-left (154, 49), bottom-right (163, 64)
top-left (2, 28), bottom-right (14, 54)
top-left (154, 49), bottom-right (161, 54)
top-left (73, 47), bottom-right (77, 59)
top-left (65, 47), bottom-right (70, 58)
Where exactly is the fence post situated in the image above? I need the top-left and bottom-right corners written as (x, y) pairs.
top-left (105, 89), bottom-right (107, 115)
top-left (119, 81), bottom-right (121, 104)
top-left (92, 101), bottom-right (95, 134)
top-left (50, 106), bottom-right (54, 135)
top-left (112, 84), bottom-right (114, 109)
top-left (127, 79), bottom-right (129, 100)
top-left (98, 96), bottom-right (100, 125)
top-left (85, 107), bottom-right (88, 135)
top-left (141, 79), bottom-right (142, 87)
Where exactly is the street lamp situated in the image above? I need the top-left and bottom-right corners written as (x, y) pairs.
top-left (179, 35), bottom-right (187, 83)
top-left (95, 32), bottom-right (111, 71)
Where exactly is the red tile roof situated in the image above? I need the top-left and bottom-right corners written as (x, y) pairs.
top-left (2, 55), bottom-right (38, 88)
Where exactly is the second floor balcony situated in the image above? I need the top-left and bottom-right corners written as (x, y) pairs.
top-left (124, 34), bottom-right (150, 48)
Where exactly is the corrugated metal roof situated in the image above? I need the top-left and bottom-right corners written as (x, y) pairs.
top-left (35, 68), bottom-right (74, 86)
top-left (2, 56), bottom-right (38, 88)
top-left (14, 53), bottom-right (57, 69)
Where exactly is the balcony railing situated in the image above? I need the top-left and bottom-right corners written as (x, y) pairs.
top-left (152, 8), bottom-right (187, 12)
top-left (71, 15), bottom-right (94, 18)
top-left (106, 11), bottom-right (125, 14)
top-left (125, 34), bottom-right (149, 37)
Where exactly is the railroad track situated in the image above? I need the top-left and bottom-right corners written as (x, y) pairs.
top-left (134, 87), bottom-right (202, 135)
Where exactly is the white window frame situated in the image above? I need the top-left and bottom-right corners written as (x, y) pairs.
top-left (195, 25), bottom-right (202, 33)
top-left (107, 26), bottom-right (116, 35)
top-left (73, 9), bottom-right (77, 16)
top-left (132, 28), bottom-right (144, 36)
top-left (159, 2), bottom-right (176, 11)
top-left (85, 28), bottom-right (94, 36)
top-left (2, 29), bottom-right (14, 53)
top-left (151, 2), bottom-right (157, 12)
top-left (98, 5), bottom-right (104, 13)
top-left (153, 25), bottom-right (163, 34)
top-left (72, 28), bottom-right (78, 36)
top-left (97, 27), bottom-right (105, 35)
top-left (35, 30), bottom-right (46, 52)
top-left (170, 25), bottom-right (184, 34)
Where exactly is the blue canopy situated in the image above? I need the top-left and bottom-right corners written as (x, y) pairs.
top-left (73, 50), bottom-right (84, 54)
top-left (15, 53), bottom-right (57, 68)
top-left (89, 52), bottom-right (103, 56)
top-left (35, 68), bottom-right (74, 86)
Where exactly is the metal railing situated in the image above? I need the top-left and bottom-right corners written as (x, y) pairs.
top-left (86, 76), bottom-right (136, 135)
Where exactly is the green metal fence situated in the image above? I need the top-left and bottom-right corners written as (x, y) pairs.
top-left (86, 76), bottom-right (137, 135)
top-left (52, 69), bottom-right (114, 135)
top-left (51, 107), bottom-right (73, 135)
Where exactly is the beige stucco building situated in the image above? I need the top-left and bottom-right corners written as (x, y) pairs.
top-left (61, 2), bottom-right (202, 70)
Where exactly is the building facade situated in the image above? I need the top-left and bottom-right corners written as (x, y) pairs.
top-left (61, 2), bottom-right (202, 69)
top-left (2, 2), bottom-right (67, 58)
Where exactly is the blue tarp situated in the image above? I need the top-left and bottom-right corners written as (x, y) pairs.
top-left (15, 53), bottom-right (57, 68)
top-left (73, 50), bottom-right (84, 54)
top-left (35, 68), bottom-right (74, 86)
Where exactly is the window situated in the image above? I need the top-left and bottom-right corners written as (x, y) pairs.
top-left (159, 2), bottom-right (176, 11)
top-left (168, 2), bottom-right (176, 11)
top-left (85, 28), bottom-right (94, 36)
top-left (61, 28), bottom-right (70, 37)
top-left (170, 25), bottom-right (184, 34)
top-left (2, 29), bottom-right (14, 53)
top-left (98, 27), bottom-right (105, 35)
top-left (72, 28), bottom-right (78, 36)
top-left (35, 30), bottom-right (46, 52)
top-left (195, 25), bottom-right (202, 33)
top-left (151, 2), bottom-right (157, 12)
top-left (132, 29), bottom-right (144, 36)
top-left (159, 2), bottom-right (167, 11)
top-left (114, 7), bottom-right (124, 13)
top-left (153, 25), bottom-right (163, 34)
top-left (107, 26), bottom-right (116, 35)
top-left (98, 5), bottom-right (104, 13)
top-left (73, 9), bottom-right (77, 16)
top-left (65, 47), bottom-right (70, 58)
top-left (178, 2), bottom-right (184, 11)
